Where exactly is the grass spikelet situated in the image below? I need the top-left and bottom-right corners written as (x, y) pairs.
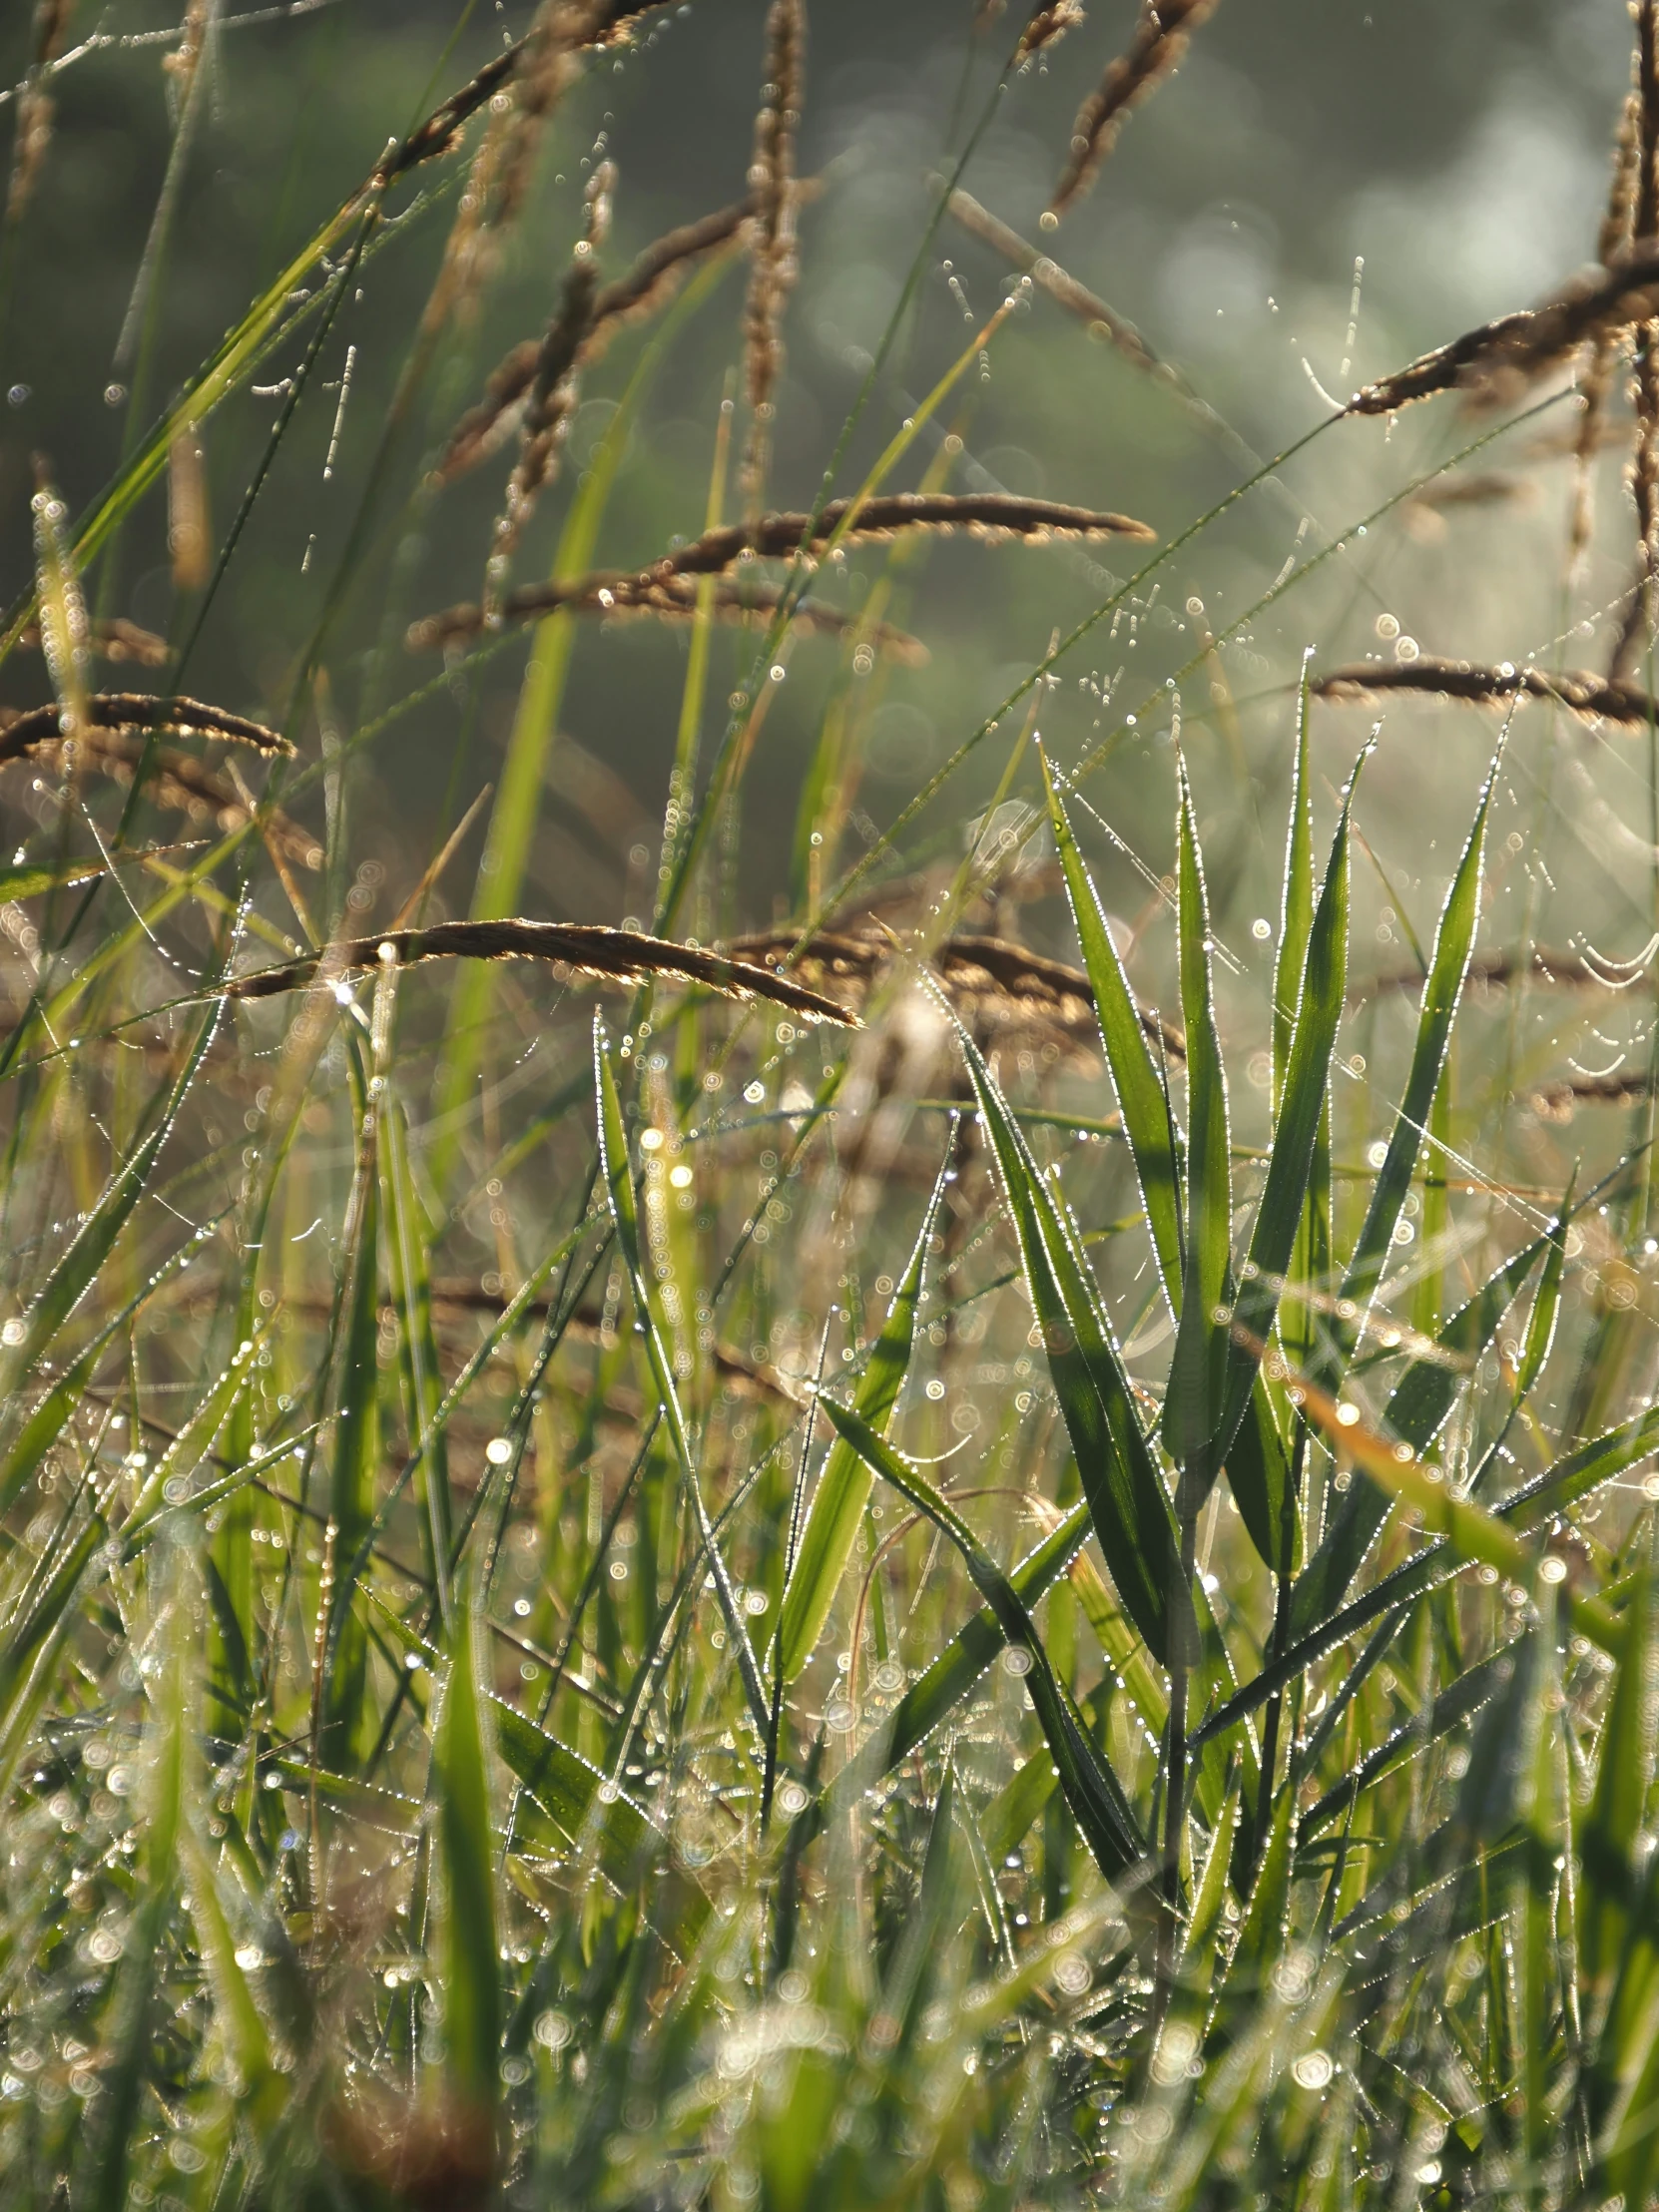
top-left (407, 570), bottom-right (927, 662)
top-left (1016, 4), bottom-right (1089, 64)
top-left (1351, 945), bottom-right (1633, 1006)
top-left (434, 197), bottom-right (757, 484)
top-left (740, 0), bottom-right (806, 508)
top-left (1311, 656), bottom-right (1659, 727)
top-left (1530, 1071), bottom-right (1658, 1119)
top-left (1354, 245), bottom-right (1659, 416)
top-left (481, 162), bottom-right (612, 611)
top-left (658, 491), bottom-right (1157, 572)
top-left (1571, 75), bottom-right (1641, 569)
top-left (224, 918), bottom-right (860, 1024)
top-left (1049, 0), bottom-right (1225, 221)
top-left (0, 692), bottom-right (291, 762)
top-left (4, 0), bottom-right (72, 227)
top-left (1607, 1), bottom-right (1659, 676)
top-left (28, 464), bottom-right (91, 763)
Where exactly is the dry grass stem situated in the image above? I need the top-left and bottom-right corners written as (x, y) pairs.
top-left (225, 919), bottom-right (860, 1025)
top-left (5, 0), bottom-right (73, 226)
top-left (1312, 657), bottom-right (1659, 727)
top-left (408, 571), bottom-right (927, 664)
top-left (0, 692), bottom-right (291, 762)
top-left (1049, 0), bottom-right (1225, 221)
top-left (740, 0), bottom-right (806, 507)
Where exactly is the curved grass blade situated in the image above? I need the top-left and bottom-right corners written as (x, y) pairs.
top-left (777, 1146), bottom-right (950, 1679)
top-left (818, 1395), bottom-right (1144, 1881)
top-left (1273, 655), bottom-right (1316, 1107)
top-left (945, 998), bottom-right (1188, 1663)
top-left (1044, 750), bottom-right (1181, 1308)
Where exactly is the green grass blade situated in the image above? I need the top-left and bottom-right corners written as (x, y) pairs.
top-left (947, 1001), bottom-right (1188, 1663)
top-left (1220, 756), bottom-right (1359, 1467)
top-left (1162, 760), bottom-right (1233, 1481)
top-left (818, 1395), bottom-right (1145, 1880)
top-left (1044, 749), bottom-right (1182, 1310)
top-left (778, 1146), bottom-right (950, 1679)
top-left (1336, 735), bottom-right (1503, 1330)
top-left (435, 1574), bottom-right (501, 2127)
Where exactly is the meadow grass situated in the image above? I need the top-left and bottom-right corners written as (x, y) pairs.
top-left (2, 3), bottom-right (1659, 2207)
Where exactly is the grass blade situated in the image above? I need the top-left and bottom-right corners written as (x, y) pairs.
top-left (1044, 750), bottom-right (1182, 1308)
top-left (435, 1573), bottom-right (501, 2133)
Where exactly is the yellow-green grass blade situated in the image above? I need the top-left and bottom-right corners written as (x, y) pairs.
top-left (1197, 1395), bottom-right (1659, 1751)
top-left (777, 1145), bottom-right (950, 1679)
top-left (1212, 758), bottom-right (1361, 1563)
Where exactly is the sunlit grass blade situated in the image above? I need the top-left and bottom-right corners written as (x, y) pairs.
top-left (1044, 749), bottom-right (1182, 1309)
top-left (1162, 759), bottom-right (1232, 1483)
top-left (818, 1395), bottom-right (1144, 1880)
top-left (1292, 1187), bottom-right (1573, 1641)
top-left (777, 1146), bottom-right (949, 1679)
top-left (1197, 1395), bottom-right (1659, 1751)
top-left (946, 1001), bottom-right (1188, 1663)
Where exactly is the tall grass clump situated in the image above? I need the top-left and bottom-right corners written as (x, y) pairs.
top-left (4, 1), bottom-right (1659, 2205)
